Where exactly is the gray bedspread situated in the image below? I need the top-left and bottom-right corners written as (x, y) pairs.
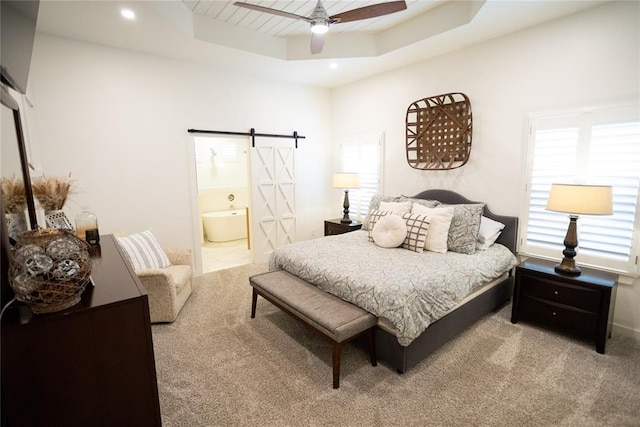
top-left (269, 230), bottom-right (518, 346)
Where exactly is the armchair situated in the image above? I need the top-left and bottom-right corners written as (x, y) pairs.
top-left (136, 246), bottom-right (193, 323)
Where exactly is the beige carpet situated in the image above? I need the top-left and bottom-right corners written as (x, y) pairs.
top-left (151, 264), bottom-right (640, 426)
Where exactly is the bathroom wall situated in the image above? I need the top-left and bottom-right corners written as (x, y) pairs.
top-left (198, 188), bottom-right (249, 214)
top-left (194, 136), bottom-right (248, 190)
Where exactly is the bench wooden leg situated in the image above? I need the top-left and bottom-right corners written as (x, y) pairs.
top-left (332, 341), bottom-right (342, 389)
top-left (251, 278), bottom-right (376, 389)
top-left (251, 288), bottom-right (258, 318)
top-left (367, 328), bottom-right (377, 367)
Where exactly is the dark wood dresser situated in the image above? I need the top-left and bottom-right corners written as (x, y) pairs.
top-left (1, 234), bottom-right (162, 426)
top-left (511, 258), bottom-right (617, 354)
top-left (324, 219), bottom-right (362, 236)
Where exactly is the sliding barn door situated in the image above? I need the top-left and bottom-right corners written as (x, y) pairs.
top-left (249, 140), bottom-right (296, 264)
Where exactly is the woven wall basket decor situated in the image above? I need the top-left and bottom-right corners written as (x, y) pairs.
top-left (406, 92), bottom-right (472, 170)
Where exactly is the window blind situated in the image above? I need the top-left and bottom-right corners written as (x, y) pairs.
top-left (522, 106), bottom-right (640, 274)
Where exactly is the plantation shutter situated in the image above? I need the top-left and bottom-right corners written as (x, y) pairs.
top-left (522, 105), bottom-right (640, 274)
top-left (341, 133), bottom-right (383, 219)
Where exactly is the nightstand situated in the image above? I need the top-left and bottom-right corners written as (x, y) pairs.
top-left (324, 219), bottom-right (362, 236)
top-left (511, 258), bottom-right (617, 354)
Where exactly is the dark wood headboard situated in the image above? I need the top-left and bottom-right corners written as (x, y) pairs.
top-left (411, 189), bottom-right (519, 255)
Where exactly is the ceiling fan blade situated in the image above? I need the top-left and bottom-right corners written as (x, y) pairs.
top-left (330, 0), bottom-right (407, 24)
top-left (234, 2), bottom-right (311, 22)
top-left (310, 32), bottom-right (325, 55)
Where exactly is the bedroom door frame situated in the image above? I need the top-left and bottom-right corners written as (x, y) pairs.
top-left (187, 133), bottom-right (253, 275)
top-left (187, 133), bottom-right (296, 273)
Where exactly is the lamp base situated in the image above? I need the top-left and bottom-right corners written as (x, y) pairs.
top-left (555, 214), bottom-right (582, 276)
top-left (340, 190), bottom-right (351, 224)
top-left (554, 262), bottom-right (582, 276)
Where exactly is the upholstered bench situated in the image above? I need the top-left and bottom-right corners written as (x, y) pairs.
top-left (250, 270), bottom-right (377, 389)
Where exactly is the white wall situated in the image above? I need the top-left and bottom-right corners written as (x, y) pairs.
top-left (27, 34), bottom-right (332, 259)
top-left (330, 1), bottom-right (640, 337)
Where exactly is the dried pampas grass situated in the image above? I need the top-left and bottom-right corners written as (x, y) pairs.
top-left (31, 173), bottom-right (77, 212)
top-left (1, 175), bottom-right (27, 214)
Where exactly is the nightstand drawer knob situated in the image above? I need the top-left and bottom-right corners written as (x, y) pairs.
top-left (554, 291), bottom-right (559, 295)
top-left (552, 312), bottom-right (557, 316)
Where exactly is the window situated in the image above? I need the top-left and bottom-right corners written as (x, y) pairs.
top-left (522, 104), bottom-right (640, 274)
top-left (339, 133), bottom-right (384, 219)
top-left (219, 141), bottom-right (241, 162)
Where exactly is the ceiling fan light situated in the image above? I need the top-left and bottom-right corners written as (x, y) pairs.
top-left (311, 21), bottom-right (329, 34)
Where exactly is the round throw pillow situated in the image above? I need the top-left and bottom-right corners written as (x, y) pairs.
top-left (371, 214), bottom-right (407, 248)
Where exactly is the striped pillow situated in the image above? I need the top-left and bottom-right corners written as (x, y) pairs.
top-left (117, 230), bottom-right (171, 270)
top-left (401, 212), bottom-right (431, 253)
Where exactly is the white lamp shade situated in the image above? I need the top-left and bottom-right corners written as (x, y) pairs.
top-left (332, 173), bottom-right (360, 189)
top-left (546, 184), bottom-right (613, 215)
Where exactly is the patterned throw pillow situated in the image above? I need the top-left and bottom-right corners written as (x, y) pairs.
top-left (445, 203), bottom-right (485, 254)
top-left (367, 210), bottom-right (391, 241)
top-left (117, 230), bottom-right (171, 270)
top-left (401, 212), bottom-right (431, 253)
top-left (399, 196), bottom-right (441, 210)
top-left (363, 195), bottom-right (439, 231)
top-left (363, 195), bottom-right (403, 231)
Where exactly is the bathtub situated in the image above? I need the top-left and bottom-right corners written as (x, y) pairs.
top-left (202, 209), bottom-right (248, 243)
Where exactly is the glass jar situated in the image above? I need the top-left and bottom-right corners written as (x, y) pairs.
top-left (75, 206), bottom-right (99, 245)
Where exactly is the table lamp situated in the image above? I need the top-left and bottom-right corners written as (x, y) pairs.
top-left (332, 173), bottom-right (360, 224)
top-left (545, 183), bottom-right (613, 276)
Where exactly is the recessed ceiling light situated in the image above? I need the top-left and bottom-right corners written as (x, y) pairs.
top-left (329, 62), bottom-right (339, 70)
top-left (121, 9), bottom-right (136, 20)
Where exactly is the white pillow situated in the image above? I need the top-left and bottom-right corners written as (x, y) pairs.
top-left (371, 214), bottom-right (407, 248)
top-left (411, 204), bottom-right (454, 253)
top-left (379, 200), bottom-right (412, 216)
top-left (362, 195), bottom-right (403, 231)
top-left (117, 230), bottom-right (171, 270)
top-left (401, 212), bottom-right (430, 253)
top-left (477, 216), bottom-right (506, 250)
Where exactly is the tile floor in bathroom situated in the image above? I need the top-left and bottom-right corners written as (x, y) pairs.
top-left (201, 239), bottom-right (253, 273)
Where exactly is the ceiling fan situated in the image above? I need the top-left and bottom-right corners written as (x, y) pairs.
top-left (233, 0), bottom-right (408, 54)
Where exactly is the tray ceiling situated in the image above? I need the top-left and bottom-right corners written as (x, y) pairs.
top-left (184, 0), bottom-right (488, 60)
top-left (35, 0), bottom-right (609, 88)
top-left (183, 0), bottom-right (442, 37)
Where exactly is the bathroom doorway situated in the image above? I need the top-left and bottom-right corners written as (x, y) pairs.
top-left (193, 136), bottom-right (252, 273)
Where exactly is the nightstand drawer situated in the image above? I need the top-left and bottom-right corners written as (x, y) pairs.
top-left (324, 219), bottom-right (362, 236)
top-left (519, 295), bottom-right (598, 335)
top-left (520, 275), bottom-right (601, 313)
top-left (325, 227), bottom-right (346, 236)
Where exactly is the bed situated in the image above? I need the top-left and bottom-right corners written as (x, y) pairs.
top-left (269, 190), bottom-right (519, 373)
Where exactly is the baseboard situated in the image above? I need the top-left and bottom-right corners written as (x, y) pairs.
top-left (613, 323), bottom-right (640, 341)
